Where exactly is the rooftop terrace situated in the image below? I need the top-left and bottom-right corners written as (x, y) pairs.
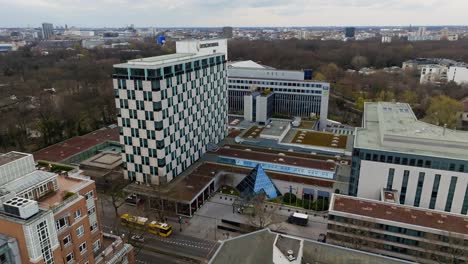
top-left (355, 102), bottom-right (468, 160)
top-left (39, 173), bottom-right (91, 209)
top-left (330, 194), bottom-right (468, 236)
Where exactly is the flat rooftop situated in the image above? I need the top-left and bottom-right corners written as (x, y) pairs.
top-left (0, 152), bottom-right (29, 166)
top-left (260, 121), bottom-right (290, 138)
top-left (33, 126), bottom-right (120, 162)
top-left (114, 52), bottom-right (224, 69)
top-left (224, 144), bottom-right (350, 163)
top-left (355, 102), bottom-right (468, 160)
top-left (210, 229), bottom-right (410, 264)
top-left (213, 147), bottom-right (336, 172)
top-left (80, 151), bottom-right (122, 170)
top-left (330, 194), bottom-right (468, 236)
top-left (291, 130), bottom-right (348, 149)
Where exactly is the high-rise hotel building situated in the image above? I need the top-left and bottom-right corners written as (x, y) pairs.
top-left (113, 53), bottom-right (228, 184)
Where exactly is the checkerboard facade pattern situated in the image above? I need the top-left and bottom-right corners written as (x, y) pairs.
top-left (113, 54), bottom-right (228, 184)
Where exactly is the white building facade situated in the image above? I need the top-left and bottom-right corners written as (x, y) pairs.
top-left (113, 53), bottom-right (228, 184)
top-left (228, 62), bottom-right (329, 128)
top-left (357, 160), bottom-right (468, 214)
top-left (351, 102), bottom-right (468, 215)
top-left (176, 39), bottom-right (228, 60)
top-left (448, 65), bottom-right (468, 85)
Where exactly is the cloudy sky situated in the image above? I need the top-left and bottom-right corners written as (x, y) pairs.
top-left (0, 0), bottom-right (467, 28)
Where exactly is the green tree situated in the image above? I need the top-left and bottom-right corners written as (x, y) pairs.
top-left (400, 90), bottom-right (418, 104)
top-left (426, 95), bottom-right (463, 128)
top-left (314, 72), bottom-right (326, 81)
top-left (355, 96), bottom-right (366, 111)
top-left (376, 90), bottom-right (395, 102)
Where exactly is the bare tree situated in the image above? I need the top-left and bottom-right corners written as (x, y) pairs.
top-left (103, 176), bottom-right (130, 217)
top-left (420, 232), bottom-right (467, 264)
top-left (246, 194), bottom-right (282, 229)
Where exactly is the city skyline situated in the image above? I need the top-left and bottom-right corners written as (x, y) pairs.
top-left (1, 0), bottom-right (468, 28)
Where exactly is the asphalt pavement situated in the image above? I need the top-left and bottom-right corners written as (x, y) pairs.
top-left (97, 193), bottom-right (219, 263)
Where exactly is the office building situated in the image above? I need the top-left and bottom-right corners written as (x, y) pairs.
top-left (176, 38), bottom-right (228, 59)
top-left (113, 52), bottom-right (228, 185)
top-left (345, 27), bottom-right (356, 38)
top-left (243, 91), bottom-right (274, 124)
top-left (41, 23), bottom-right (54, 40)
top-left (222, 27), bottom-right (233, 39)
top-left (228, 61), bottom-right (330, 127)
top-left (0, 151), bottom-right (134, 264)
top-left (328, 194), bottom-right (468, 263)
top-left (350, 102), bottom-right (468, 215)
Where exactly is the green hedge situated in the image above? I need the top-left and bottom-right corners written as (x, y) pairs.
top-left (283, 193), bottom-right (297, 204)
top-left (37, 161), bottom-right (75, 172)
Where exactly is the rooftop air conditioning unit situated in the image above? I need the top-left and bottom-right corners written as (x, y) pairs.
top-left (3, 197), bottom-right (39, 219)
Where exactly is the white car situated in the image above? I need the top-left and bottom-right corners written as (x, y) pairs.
top-left (131, 235), bottom-right (144, 242)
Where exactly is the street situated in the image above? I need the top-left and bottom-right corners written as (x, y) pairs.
top-left (97, 193), bottom-right (219, 263)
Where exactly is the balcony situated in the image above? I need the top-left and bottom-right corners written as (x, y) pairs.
top-left (95, 233), bottom-right (134, 264)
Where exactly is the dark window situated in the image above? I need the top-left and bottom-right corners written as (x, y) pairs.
top-left (400, 170), bottom-right (410, 204)
top-left (429, 174), bottom-right (441, 209)
top-left (445, 176), bottom-right (458, 212)
top-left (414, 172), bottom-right (425, 207)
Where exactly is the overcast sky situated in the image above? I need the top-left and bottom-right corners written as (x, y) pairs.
top-left (0, 0), bottom-right (467, 28)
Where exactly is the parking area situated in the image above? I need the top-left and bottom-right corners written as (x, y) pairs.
top-left (182, 193), bottom-right (328, 242)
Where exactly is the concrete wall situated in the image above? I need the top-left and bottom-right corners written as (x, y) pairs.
top-left (357, 160), bottom-right (468, 214)
top-left (243, 95), bottom-right (253, 121)
top-left (448, 66), bottom-right (468, 84)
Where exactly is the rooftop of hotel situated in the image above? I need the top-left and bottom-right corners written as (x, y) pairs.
top-left (355, 102), bottom-right (468, 160)
top-left (0, 152), bottom-right (29, 166)
top-left (114, 52), bottom-right (224, 69)
top-left (330, 194), bottom-right (468, 236)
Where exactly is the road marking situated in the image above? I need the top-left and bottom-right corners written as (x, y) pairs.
top-left (102, 224), bottom-right (215, 251)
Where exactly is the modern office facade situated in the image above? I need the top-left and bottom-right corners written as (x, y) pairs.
top-left (328, 194), bottom-right (468, 263)
top-left (113, 53), bottom-right (228, 184)
top-left (228, 61), bottom-right (329, 127)
top-left (0, 151), bottom-right (134, 264)
top-left (243, 91), bottom-right (274, 124)
top-left (345, 27), bottom-right (356, 38)
top-left (41, 23), bottom-right (54, 40)
top-left (350, 102), bottom-right (468, 215)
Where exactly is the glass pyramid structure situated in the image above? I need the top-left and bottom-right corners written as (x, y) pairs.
top-left (236, 164), bottom-right (281, 199)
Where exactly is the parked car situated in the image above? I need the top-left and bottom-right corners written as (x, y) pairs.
top-left (287, 212), bottom-right (309, 226)
top-left (318, 233), bottom-right (327, 243)
top-left (125, 194), bottom-right (139, 205)
top-left (131, 235), bottom-right (144, 242)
